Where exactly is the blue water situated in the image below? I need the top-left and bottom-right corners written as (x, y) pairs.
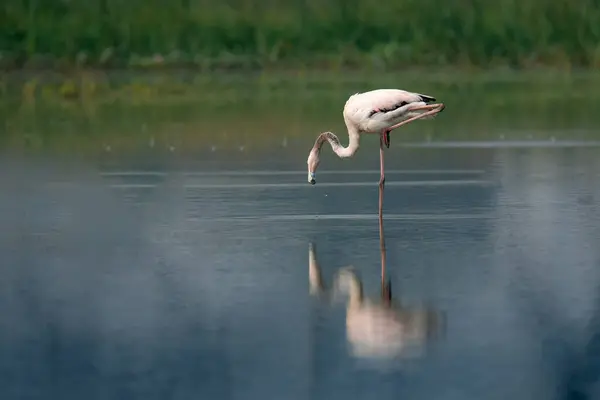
top-left (1, 144), bottom-right (599, 399)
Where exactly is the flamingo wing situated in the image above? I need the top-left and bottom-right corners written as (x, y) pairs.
top-left (368, 89), bottom-right (436, 117)
top-left (345, 89), bottom-right (435, 120)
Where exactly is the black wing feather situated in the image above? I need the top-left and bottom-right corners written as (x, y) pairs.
top-left (419, 94), bottom-right (436, 103)
top-left (368, 93), bottom-right (436, 117)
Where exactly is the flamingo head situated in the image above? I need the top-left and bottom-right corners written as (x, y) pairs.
top-left (307, 149), bottom-right (320, 184)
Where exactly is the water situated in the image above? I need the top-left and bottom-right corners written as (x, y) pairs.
top-left (2, 72), bottom-right (600, 399)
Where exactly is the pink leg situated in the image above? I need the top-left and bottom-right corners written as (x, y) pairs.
top-left (378, 133), bottom-right (385, 221)
top-left (379, 134), bottom-right (388, 301)
top-left (387, 103), bottom-right (445, 133)
top-left (382, 129), bottom-right (391, 148)
top-left (381, 104), bottom-right (444, 149)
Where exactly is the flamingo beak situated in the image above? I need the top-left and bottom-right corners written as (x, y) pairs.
top-left (307, 149), bottom-right (319, 184)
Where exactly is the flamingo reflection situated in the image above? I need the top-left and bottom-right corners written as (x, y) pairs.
top-left (309, 242), bottom-right (445, 359)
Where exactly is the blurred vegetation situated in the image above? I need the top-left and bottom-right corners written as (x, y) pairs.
top-left (3, 70), bottom-right (600, 157)
top-left (2, 0), bottom-right (600, 70)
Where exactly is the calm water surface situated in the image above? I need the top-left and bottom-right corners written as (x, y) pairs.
top-left (3, 70), bottom-right (600, 399)
top-left (2, 141), bottom-right (600, 399)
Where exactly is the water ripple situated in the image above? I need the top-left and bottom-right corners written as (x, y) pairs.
top-left (108, 179), bottom-right (492, 190)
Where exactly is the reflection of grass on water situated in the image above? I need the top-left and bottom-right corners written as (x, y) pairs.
top-left (5, 68), bottom-right (599, 104)
top-left (2, 70), bottom-right (600, 155)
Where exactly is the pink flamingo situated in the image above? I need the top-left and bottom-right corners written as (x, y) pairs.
top-left (306, 89), bottom-right (445, 218)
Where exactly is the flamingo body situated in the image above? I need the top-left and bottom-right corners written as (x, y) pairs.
top-left (343, 89), bottom-right (437, 133)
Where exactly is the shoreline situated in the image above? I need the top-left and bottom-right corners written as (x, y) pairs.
top-left (3, 66), bottom-right (600, 90)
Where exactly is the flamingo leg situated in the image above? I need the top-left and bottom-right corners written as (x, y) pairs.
top-left (387, 103), bottom-right (445, 133)
top-left (378, 133), bottom-right (389, 304)
top-left (378, 133), bottom-right (386, 222)
top-left (382, 129), bottom-right (391, 148)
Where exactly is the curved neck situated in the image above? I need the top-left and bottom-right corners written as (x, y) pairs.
top-left (313, 127), bottom-right (360, 158)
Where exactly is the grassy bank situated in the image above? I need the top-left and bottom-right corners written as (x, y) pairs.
top-left (2, 69), bottom-right (600, 158)
top-left (2, 0), bottom-right (600, 70)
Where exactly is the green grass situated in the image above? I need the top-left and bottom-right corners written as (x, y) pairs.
top-left (2, 0), bottom-right (600, 70)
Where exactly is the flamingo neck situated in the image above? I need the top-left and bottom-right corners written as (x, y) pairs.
top-left (313, 128), bottom-right (360, 159)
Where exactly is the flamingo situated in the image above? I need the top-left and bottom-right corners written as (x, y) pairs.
top-left (306, 89), bottom-right (445, 218)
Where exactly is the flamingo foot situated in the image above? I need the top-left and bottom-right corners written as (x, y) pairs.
top-left (382, 279), bottom-right (392, 305)
top-left (382, 130), bottom-right (391, 148)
